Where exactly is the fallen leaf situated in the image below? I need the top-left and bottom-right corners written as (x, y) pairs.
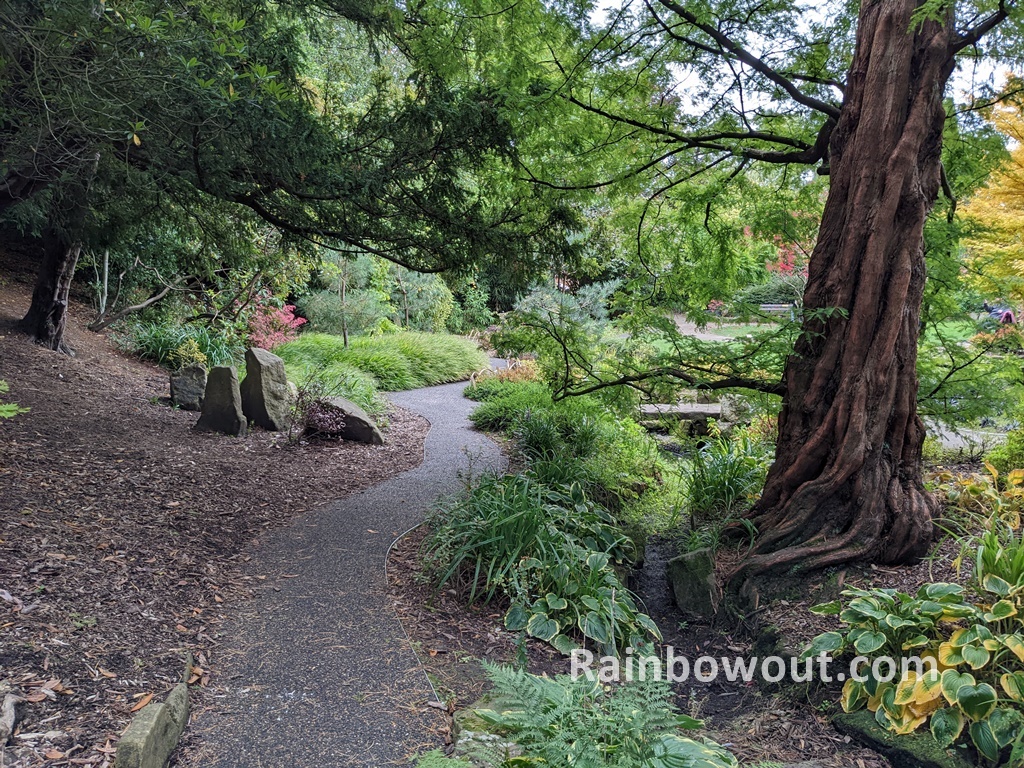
top-left (130, 693), bottom-right (153, 712)
top-left (98, 669), bottom-right (116, 679)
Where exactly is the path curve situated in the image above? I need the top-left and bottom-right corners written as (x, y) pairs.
top-left (191, 380), bottom-right (504, 767)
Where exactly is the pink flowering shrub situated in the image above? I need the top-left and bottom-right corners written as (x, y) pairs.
top-left (248, 299), bottom-right (306, 349)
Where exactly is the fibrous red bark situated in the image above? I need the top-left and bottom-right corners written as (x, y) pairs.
top-left (732, 0), bottom-right (957, 586)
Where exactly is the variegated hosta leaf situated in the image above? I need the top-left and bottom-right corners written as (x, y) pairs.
top-left (941, 670), bottom-right (976, 706)
top-left (930, 706), bottom-right (965, 748)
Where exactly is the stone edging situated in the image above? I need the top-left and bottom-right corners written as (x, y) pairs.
top-left (114, 655), bottom-right (192, 768)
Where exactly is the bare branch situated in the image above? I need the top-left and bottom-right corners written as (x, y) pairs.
top-left (655, 0), bottom-right (841, 119)
top-left (950, 0), bottom-right (1011, 55)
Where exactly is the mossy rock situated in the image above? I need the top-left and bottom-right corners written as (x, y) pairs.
top-left (452, 695), bottom-right (522, 766)
top-left (832, 710), bottom-right (974, 768)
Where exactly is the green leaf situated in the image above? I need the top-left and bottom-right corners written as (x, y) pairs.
top-left (956, 683), bottom-right (997, 722)
top-left (930, 707), bottom-right (965, 749)
top-left (901, 634), bottom-right (930, 650)
top-left (853, 630), bottom-right (886, 655)
top-left (920, 583), bottom-right (965, 602)
top-left (550, 633), bottom-right (578, 655)
top-left (544, 593), bottom-right (568, 611)
top-left (1002, 672), bottom-right (1024, 703)
top-left (985, 599), bottom-right (1018, 621)
top-left (983, 573), bottom-right (1013, 597)
top-left (989, 707), bottom-right (1024, 748)
top-left (504, 604), bottom-right (529, 631)
top-left (970, 720), bottom-right (1000, 762)
top-left (960, 643), bottom-right (991, 670)
top-left (801, 631), bottom-right (844, 659)
top-left (526, 612), bottom-right (559, 642)
top-left (941, 670), bottom-right (976, 706)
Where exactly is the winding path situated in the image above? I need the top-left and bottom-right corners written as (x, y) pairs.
top-left (192, 380), bottom-right (505, 767)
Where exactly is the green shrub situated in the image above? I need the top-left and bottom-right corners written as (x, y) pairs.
top-left (468, 385), bottom-right (554, 430)
top-left (421, 474), bottom-right (656, 654)
top-left (988, 430), bottom-right (1024, 476)
top-left (341, 341), bottom-right (418, 390)
top-left (805, 582), bottom-right (1024, 763)
top-left (277, 332), bottom-right (487, 392)
top-left (413, 751), bottom-right (471, 767)
top-left (0, 380), bottom-right (28, 419)
top-left (685, 436), bottom-right (772, 521)
top-left (465, 377), bottom-right (536, 402)
top-left (468, 663), bottom-right (738, 768)
top-left (120, 320), bottom-right (240, 368)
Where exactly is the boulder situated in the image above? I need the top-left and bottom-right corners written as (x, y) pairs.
top-left (169, 365), bottom-right (207, 411)
top-left (667, 547), bottom-right (721, 620)
top-left (322, 397), bottom-right (384, 445)
top-left (720, 394), bottom-right (753, 424)
top-left (240, 348), bottom-right (292, 431)
top-left (195, 366), bottom-right (247, 437)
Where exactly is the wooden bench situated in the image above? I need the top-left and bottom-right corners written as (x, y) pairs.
top-left (759, 303), bottom-right (797, 321)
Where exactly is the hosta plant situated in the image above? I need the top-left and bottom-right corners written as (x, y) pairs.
top-left (806, 584), bottom-right (1024, 764)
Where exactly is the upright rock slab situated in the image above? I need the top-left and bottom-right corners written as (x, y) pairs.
top-left (195, 366), bottom-right (247, 437)
top-left (667, 547), bottom-right (721, 620)
top-left (169, 365), bottom-right (207, 411)
top-left (240, 348), bottom-right (291, 431)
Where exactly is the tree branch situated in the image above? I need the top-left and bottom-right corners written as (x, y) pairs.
top-left (950, 1), bottom-right (1010, 55)
top-left (655, 0), bottom-right (841, 119)
top-left (556, 366), bottom-right (786, 398)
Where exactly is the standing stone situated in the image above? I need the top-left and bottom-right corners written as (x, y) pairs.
top-left (322, 397), bottom-right (385, 445)
top-left (195, 366), bottom-right (247, 437)
top-left (667, 548), bottom-right (721, 620)
top-left (240, 348), bottom-right (291, 431)
top-left (169, 365), bottom-right (207, 412)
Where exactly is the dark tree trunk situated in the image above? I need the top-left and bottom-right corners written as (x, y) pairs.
top-left (17, 154), bottom-right (98, 355)
top-left (732, 0), bottom-right (956, 587)
top-left (18, 231), bottom-right (83, 354)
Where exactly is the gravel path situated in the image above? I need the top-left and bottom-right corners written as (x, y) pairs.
top-left (187, 380), bottom-right (504, 767)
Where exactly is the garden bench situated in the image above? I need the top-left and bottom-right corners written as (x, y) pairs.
top-left (758, 303), bottom-right (797, 321)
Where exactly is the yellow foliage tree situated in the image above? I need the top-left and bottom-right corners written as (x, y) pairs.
top-left (964, 105), bottom-right (1024, 304)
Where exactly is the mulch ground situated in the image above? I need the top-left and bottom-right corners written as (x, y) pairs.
top-left (0, 278), bottom-right (429, 767)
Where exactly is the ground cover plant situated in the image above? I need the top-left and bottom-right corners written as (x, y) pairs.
top-left (806, 464), bottom-right (1024, 765)
top-left (274, 331), bottom-right (487, 413)
top-left (458, 662), bottom-right (739, 768)
top-left (420, 472), bottom-right (659, 655)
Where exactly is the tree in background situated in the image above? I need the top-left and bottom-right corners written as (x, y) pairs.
top-left (0, 0), bottom-right (575, 351)
top-left (963, 96), bottom-right (1024, 305)
top-left (436, 0), bottom-right (1024, 590)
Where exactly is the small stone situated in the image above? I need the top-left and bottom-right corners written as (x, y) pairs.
top-left (320, 397), bottom-right (384, 445)
top-left (169, 365), bottom-right (207, 411)
top-left (43, 730), bottom-right (69, 746)
top-left (195, 366), bottom-right (247, 437)
top-left (667, 547), bottom-right (721, 620)
top-left (239, 348), bottom-right (291, 431)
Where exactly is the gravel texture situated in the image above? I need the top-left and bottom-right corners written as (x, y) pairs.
top-left (179, 381), bottom-right (505, 767)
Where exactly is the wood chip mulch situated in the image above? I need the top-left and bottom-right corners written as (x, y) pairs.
top-left (0, 280), bottom-right (429, 767)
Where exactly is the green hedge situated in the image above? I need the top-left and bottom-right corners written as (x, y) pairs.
top-left (275, 332), bottom-right (488, 414)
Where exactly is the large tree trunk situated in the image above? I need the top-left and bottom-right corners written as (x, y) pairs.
top-left (18, 231), bottom-right (84, 354)
top-left (732, 0), bottom-right (956, 587)
top-left (17, 154), bottom-right (98, 355)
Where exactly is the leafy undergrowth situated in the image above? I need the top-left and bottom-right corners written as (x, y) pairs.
top-left (276, 331), bottom-right (488, 414)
